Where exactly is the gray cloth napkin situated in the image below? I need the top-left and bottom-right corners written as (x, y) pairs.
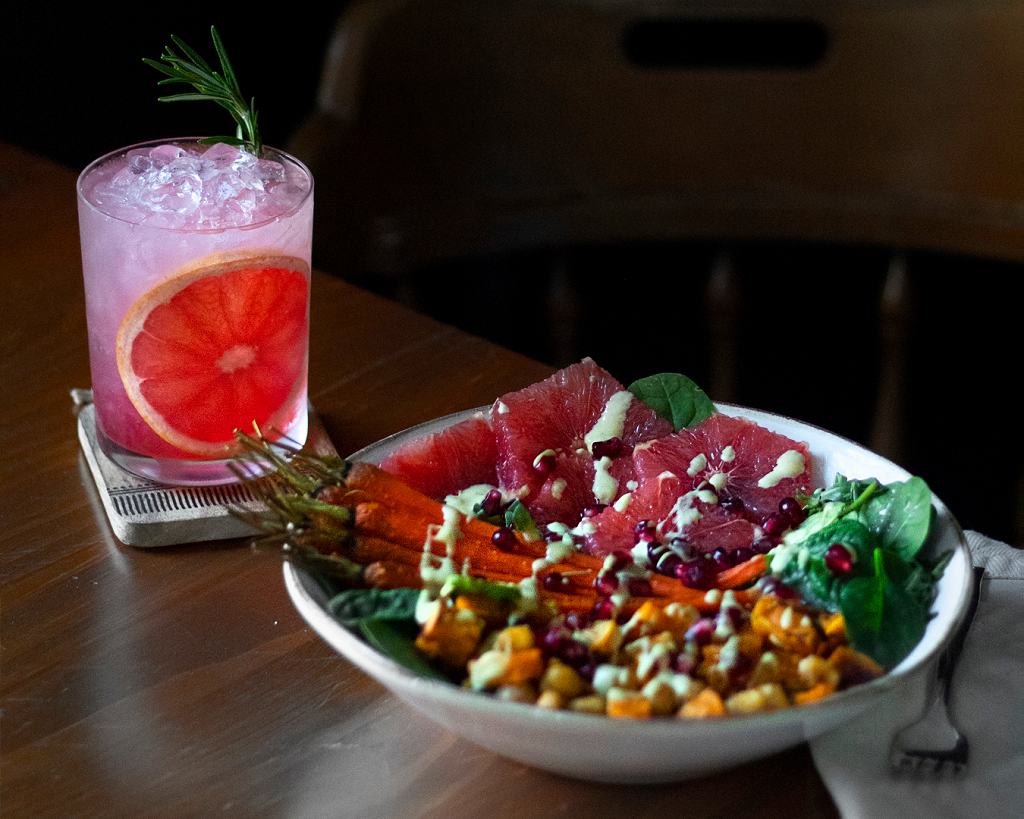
top-left (809, 531), bottom-right (1024, 818)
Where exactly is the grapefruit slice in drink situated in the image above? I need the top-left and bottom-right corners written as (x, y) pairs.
top-left (116, 251), bottom-right (310, 458)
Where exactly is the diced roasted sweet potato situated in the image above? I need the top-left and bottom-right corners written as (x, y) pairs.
top-left (607, 688), bottom-right (653, 719)
top-left (750, 595), bottom-right (820, 655)
top-left (828, 645), bottom-right (885, 688)
top-left (680, 687), bottom-right (725, 718)
top-left (415, 604), bottom-right (484, 667)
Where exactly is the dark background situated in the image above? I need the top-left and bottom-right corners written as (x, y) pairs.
top-left (2, 8), bottom-right (341, 172)
top-left (4, 6), bottom-right (1021, 546)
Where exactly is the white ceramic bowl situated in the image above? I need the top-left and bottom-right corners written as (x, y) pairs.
top-left (284, 404), bottom-right (972, 783)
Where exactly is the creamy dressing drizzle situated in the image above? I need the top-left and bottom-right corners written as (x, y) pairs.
top-left (419, 506), bottom-right (463, 588)
top-left (592, 456), bottom-right (617, 504)
top-left (584, 390), bottom-right (633, 452)
top-left (533, 448), bottom-right (556, 469)
top-left (444, 484), bottom-right (497, 516)
top-left (757, 449), bottom-right (805, 488)
top-left (659, 491), bottom-right (704, 538)
top-left (687, 454), bottom-right (707, 477)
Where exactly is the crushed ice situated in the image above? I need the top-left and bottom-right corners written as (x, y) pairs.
top-left (86, 142), bottom-right (310, 229)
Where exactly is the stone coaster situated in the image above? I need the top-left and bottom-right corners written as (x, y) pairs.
top-left (75, 393), bottom-right (337, 547)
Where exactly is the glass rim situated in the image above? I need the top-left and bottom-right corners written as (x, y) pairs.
top-left (76, 136), bottom-right (314, 232)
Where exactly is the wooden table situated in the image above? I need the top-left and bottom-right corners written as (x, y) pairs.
top-left (0, 141), bottom-right (840, 819)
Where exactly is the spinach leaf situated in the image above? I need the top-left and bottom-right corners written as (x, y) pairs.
top-left (769, 472), bottom-right (945, 670)
top-left (856, 476), bottom-right (933, 560)
top-left (771, 517), bottom-right (879, 611)
top-left (801, 474), bottom-right (881, 514)
top-left (628, 372), bottom-right (716, 430)
top-left (328, 587), bottom-right (452, 681)
top-left (504, 499), bottom-right (539, 537)
top-left (840, 549), bottom-right (933, 670)
top-left (358, 618), bottom-right (451, 681)
top-left (328, 586), bottom-right (421, 626)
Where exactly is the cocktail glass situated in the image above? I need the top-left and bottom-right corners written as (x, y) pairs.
top-left (77, 137), bottom-right (314, 485)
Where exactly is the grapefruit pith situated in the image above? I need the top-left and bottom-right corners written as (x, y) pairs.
top-left (116, 251), bottom-right (310, 458)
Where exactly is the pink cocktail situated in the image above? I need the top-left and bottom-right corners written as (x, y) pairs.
top-left (78, 137), bottom-right (314, 485)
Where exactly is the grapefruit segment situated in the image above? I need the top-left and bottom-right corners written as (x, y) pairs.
top-left (583, 414), bottom-right (811, 556)
top-left (490, 358), bottom-right (673, 525)
top-left (116, 251), bottom-right (310, 458)
top-left (635, 414), bottom-right (812, 521)
top-left (379, 413), bottom-right (498, 500)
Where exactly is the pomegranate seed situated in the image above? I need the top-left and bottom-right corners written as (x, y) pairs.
top-left (607, 551), bottom-right (633, 573)
top-left (479, 488), bottom-right (503, 517)
top-left (779, 497), bottom-right (806, 526)
top-left (732, 545), bottom-right (755, 565)
top-left (582, 503), bottom-right (607, 518)
top-left (727, 652), bottom-right (754, 687)
top-left (719, 605), bottom-right (745, 630)
top-left (558, 639), bottom-right (589, 668)
top-left (491, 527), bottom-right (519, 552)
top-left (564, 610), bottom-right (591, 630)
top-left (647, 542), bottom-right (665, 564)
top-left (541, 571), bottom-right (570, 592)
top-left (676, 559), bottom-right (714, 590)
top-left (634, 520), bottom-right (657, 543)
top-left (577, 659), bottom-right (598, 682)
top-left (711, 548), bottom-right (735, 571)
top-left (540, 626), bottom-right (566, 653)
top-left (685, 618), bottom-right (714, 646)
top-left (591, 437), bottom-right (624, 459)
top-left (591, 598), bottom-right (616, 620)
top-left (594, 572), bottom-right (619, 596)
top-left (758, 576), bottom-right (799, 599)
top-left (671, 652), bottom-right (695, 675)
top-left (533, 451), bottom-right (556, 476)
top-left (668, 536), bottom-right (695, 559)
top-left (825, 543), bottom-right (855, 576)
top-left (762, 513), bottom-right (789, 538)
top-left (751, 536), bottom-right (774, 555)
top-left (656, 551), bottom-right (682, 577)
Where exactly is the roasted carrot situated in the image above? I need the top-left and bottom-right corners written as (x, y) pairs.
top-left (342, 461), bottom-right (451, 517)
top-left (352, 502), bottom-right (602, 583)
top-left (715, 554), bottom-right (768, 589)
top-left (363, 560), bottom-right (424, 590)
top-left (319, 462), bottom-right (759, 615)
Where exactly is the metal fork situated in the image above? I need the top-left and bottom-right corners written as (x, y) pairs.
top-left (888, 565), bottom-right (985, 778)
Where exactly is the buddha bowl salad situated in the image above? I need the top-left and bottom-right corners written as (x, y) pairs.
top-left (238, 359), bottom-right (951, 720)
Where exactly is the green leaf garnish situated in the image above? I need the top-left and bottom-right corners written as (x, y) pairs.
top-left (144, 26), bottom-right (262, 155)
top-left (440, 574), bottom-right (523, 604)
top-left (328, 587), bottom-right (450, 680)
top-left (628, 372), bottom-right (716, 430)
top-left (770, 473), bottom-right (947, 669)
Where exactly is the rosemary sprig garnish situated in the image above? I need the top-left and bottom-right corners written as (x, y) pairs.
top-left (144, 26), bottom-right (262, 155)
top-left (228, 429), bottom-right (367, 581)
